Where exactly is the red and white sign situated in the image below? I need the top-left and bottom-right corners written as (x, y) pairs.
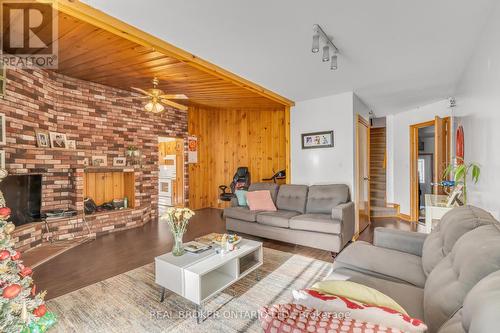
top-left (187, 136), bottom-right (198, 163)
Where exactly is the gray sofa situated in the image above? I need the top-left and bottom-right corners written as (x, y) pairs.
top-left (324, 205), bottom-right (500, 333)
top-left (224, 182), bottom-right (355, 253)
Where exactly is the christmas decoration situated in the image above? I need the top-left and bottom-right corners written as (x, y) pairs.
top-left (0, 169), bottom-right (56, 333)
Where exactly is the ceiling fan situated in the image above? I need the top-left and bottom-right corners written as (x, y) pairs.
top-left (131, 77), bottom-right (188, 112)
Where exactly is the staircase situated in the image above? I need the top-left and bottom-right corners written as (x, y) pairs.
top-left (370, 127), bottom-right (398, 217)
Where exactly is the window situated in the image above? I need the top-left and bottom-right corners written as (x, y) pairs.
top-left (418, 159), bottom-right (425, 183)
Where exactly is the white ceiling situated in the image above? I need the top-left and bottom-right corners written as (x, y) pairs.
top-left (82, 0), bottom-right (495, 114)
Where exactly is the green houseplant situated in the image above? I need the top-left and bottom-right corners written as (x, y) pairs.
top-left (443, 158), bottom-right (480, 204)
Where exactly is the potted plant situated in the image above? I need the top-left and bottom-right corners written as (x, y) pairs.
top-left (160, 208), bottom-right (195, 256)
top-left (443, 158), bottom-right (480, 204)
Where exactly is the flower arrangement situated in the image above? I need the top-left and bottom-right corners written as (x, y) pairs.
top-left (160, 208), bottom-right (195, 256)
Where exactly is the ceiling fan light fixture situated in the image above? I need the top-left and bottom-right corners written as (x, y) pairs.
top-left (144, 100), bottom-right (165, 113)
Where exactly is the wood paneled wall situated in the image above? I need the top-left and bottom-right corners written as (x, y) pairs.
top-left (188, 106), bottom-right (287, 209)
top-left (84, 171), bottom-right (135, 208)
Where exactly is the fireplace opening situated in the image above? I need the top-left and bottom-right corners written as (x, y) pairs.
top-left (0, 174), bottom-right (42, 226)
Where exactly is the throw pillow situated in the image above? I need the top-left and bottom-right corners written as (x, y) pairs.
top-left (311, 280), bottom-right (407, 315)
top-left (260, 303), bottom-right (404, 333)
top-left (292, 289), bottom-right (427, 333)
top-left (235, 190), bottom-right (248, 206)
top-left (246, 190), bottom-right (277, 211)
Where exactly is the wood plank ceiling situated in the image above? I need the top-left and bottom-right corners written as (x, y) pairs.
top-left (54, 12), bottom-right (286, 108)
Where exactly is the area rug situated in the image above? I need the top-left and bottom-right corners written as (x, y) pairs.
top-left (47, 248), bottom-right (332, 333)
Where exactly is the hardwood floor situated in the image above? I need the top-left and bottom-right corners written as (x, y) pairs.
top-left (33, 208), bottom-right (415, 300)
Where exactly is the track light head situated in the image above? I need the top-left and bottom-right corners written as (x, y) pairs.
top-left (322, 46), bottom-right (330, 62)
top-left (312, 33), bottom-right (320, 53)
top-left (330, 55), bottom-right (338, 70)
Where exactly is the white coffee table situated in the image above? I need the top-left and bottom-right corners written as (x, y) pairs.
top-left (155, 238), bottom-right (263, 323)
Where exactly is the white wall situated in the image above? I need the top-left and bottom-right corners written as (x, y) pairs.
top-left (386, 100), bottom-right (451, 215)
top-left (454, 2), bottom-right (500, 218)
top-left (290, 92), bottom-right (355, 190)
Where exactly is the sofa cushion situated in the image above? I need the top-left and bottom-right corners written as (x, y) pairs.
top-left (248, 182), bottom-right (279, 203)
top-left (424, 223), bottom-right (500, 333)
top-left (289, 214), bottom-right (340, 234)
top-left (223, 206), bottom-right (260, 222)
top-left (439, 270), bottom-right (500, 333)
top-left (275, 184), bottom-right (308, 213)
top-left (256, 210), bottom-right (300, 228)
top-left (333, 241), bottom-right (426, 288)
top-left (246, 190), bottom-right (277, 212)
top-left (306, 184), bottom-right (349, 214)
top-left (326, 267), bottom-right (424, 320)
top-left (422, 205), bottom-right (497, 276)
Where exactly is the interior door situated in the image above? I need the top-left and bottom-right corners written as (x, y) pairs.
top-left (356, 115), bottom-right (370, 236)
top-left (434, 116), bottom-right (450, 194)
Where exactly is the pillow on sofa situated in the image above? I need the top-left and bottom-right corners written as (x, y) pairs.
top-left (246, 190), bottom-right (277, 211)
top-left (260, 303), bottom-right (404, 333)
top-left (292, 289), bottom-right (427, 333)
top-left (235, 190), bottom-right (248, 206)
top-left (311, 280), bottom-right (407, 315)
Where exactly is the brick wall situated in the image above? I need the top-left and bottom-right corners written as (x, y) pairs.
top-left (0, 67), bottom-right (188, 251)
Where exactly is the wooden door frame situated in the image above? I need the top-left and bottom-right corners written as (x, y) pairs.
top-left (409, 117), bottom-right (450, 221)
top-left (158, 136), bottom-right (185, 207)
top-left (355, 114), bottom-right (371, 238)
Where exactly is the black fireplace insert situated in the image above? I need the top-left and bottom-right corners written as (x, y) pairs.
top-left (0, 174), bottom-right (42, 226)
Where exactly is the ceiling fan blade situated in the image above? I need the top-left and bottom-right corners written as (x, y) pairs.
top-left (159, 94), bottom-right (188, 100)
top-left (131, 87), bottom-right (152, 96)
top-left (160, 99), bottom-right (188, 111)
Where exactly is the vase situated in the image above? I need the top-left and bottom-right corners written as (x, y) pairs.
top-left (172, 232), bottom-right (185, 256)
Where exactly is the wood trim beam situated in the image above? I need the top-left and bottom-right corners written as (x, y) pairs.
top-left (48, 0), bottom-right (294, 108)
top-left (285, 106), bottom-right (291, 184)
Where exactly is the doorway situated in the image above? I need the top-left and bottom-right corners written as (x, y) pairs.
top-left (410, 116), bottom-right (450, 222)
top-left (158, 137), bottom-right (185, 212)
top-left (417, 125), bottom-right (435, 222)
top-left (355, 115), bottom-right (370, 236)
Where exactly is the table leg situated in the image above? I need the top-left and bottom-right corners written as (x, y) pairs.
top-left (196, 304), bottom-right (203, 324)
top-left (256, 269), bottom-right (261, 281)
top-left (160, 287), bottom-right (166, 303)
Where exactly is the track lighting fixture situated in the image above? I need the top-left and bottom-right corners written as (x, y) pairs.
top-left (312, 24), bottom-right (340, 71)
top-left (312, 33), bottom-right (320, 53)
top-left (330, 55), bottom-right (338, 70)
top-left (322, 46), bottom-right (330, 62)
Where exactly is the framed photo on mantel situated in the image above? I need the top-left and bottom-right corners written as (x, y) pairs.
top-left (301, 130), bottom-right (334, 149)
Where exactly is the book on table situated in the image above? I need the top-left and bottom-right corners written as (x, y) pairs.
top-left (183, 241), bottom-right (212, 253)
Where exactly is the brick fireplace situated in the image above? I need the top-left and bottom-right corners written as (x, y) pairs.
top-left (0, 67), bottom-right (188, 251)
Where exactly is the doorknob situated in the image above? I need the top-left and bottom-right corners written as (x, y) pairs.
top-left (363, 177), bottom-right (370, 181)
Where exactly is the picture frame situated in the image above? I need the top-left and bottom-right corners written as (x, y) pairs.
top-left (49, 131), bottom-right (67, 149)
top-left (91, 155), bottom-right (107, 167)
top-left (66, 140), bottom-right (76, 150)
top-left (0, 113), bottom-right (6, 145)
top-left (301, 130), bottom-right (334, 149)
top-left (0, 150), bottom-right (4, 169)
top-left (113, 157), bottom-right (127, 167)
top-left (35, 130), bottom-right (51, 148)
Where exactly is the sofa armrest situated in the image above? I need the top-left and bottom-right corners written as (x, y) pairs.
top-left (332, 202), bottom-right (354, 220)
top-left (373, 227), bottom-right (427, 256)
top-left (332, 202), bottom-right (355, 243)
